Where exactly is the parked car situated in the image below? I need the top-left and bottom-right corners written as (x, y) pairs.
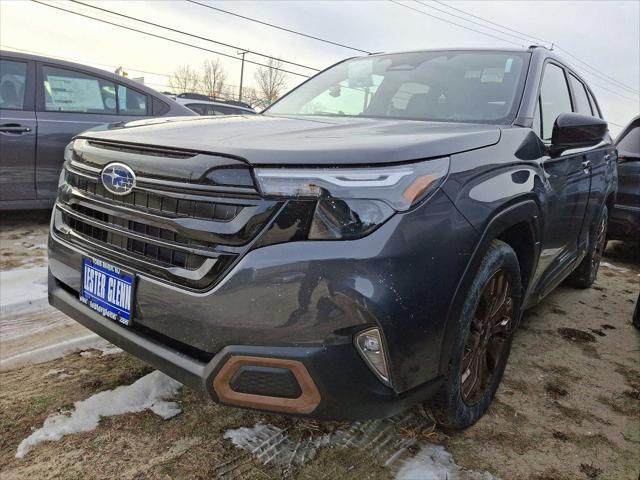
top-left (608, 116), bottom-right (639, 242)
top-left (0, 50), bottom-right (195, 210)
top-left (170, 93), bottom-right (256, 116)
top-left (48, 46), bottom-right (616, 428)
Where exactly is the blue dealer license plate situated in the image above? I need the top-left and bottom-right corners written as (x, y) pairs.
top-left (80, 257), bottom-right (134, 326)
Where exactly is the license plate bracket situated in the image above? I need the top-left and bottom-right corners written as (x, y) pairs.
top-left (80, 257), bottom-right (135, 326)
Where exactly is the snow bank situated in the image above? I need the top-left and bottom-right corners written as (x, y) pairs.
top-left (16, 371), bottom-right (182, 458)
top-left (0, 267), bottom-right (49, 316)
top-left (396, 444), bottom-right (496, 480)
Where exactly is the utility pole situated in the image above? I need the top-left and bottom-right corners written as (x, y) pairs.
top-left (237, 50), bottom-right (248, 102)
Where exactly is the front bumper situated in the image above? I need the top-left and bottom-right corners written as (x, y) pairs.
top-left (48, 189), bottom-right (478, 419)
top-left (49, 273), bottom-right (441, 419)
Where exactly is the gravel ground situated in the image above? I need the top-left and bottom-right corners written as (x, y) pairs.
top-left (0, 211), bottom-right (638, 480)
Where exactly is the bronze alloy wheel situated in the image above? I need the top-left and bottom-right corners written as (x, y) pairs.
top-left (460, 269), bottom-right (515, 405)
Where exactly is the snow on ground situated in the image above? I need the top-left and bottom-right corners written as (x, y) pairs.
top-left (600, 261), bottom-right (630, 273)
top-left (395, 444), bottom-right (496, 480)
top-left (0, 267), bottom-right (49, 317)
top-left (1, 334), bottom-right (109, 370)
top-left (16, 370), bottom-right (182, 458)
top-left (224, 418), bottom-right (497, 478)
top-left (0, 266), bottom-right (122, 370)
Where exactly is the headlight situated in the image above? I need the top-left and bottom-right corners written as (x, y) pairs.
top-left (255, 157), bottom-right (449, 212)
top-left (255, 157), bottom-right (449, 240)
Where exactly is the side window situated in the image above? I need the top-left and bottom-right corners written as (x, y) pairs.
top-left (43, 66), bottom-right (116, 114)
top-left (568, 74), bottom-right (592, 115)
top-left (586, 89), bottom-right (602, 118)
top-left (0, 60), bottom-right (27, 110)
top-left (117, 85), bottom-right (148, 115)
top-left (185, 103), bottom-right (208, 115)
top-left (539, 63), bottom-right (572, 140)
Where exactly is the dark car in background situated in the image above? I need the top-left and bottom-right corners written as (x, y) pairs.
top-left (0, 50), bottom-right (195, 210)
top-left (608, 116), bottom-right (640, 242)
top-left (48, 46), bottom-right (616, 428)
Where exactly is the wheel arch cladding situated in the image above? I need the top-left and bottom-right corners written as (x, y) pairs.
top-left (437, 200), bottom-right (540, 377)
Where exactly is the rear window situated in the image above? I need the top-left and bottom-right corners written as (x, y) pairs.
top-left (117, 85), bottom-right (147, 115)
top-left (43, 65), bottom-right (117, 114)
top-left (568, 74), bottom-right (592, 116)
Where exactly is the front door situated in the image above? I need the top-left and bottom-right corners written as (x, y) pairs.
top-left (530, 63), bottom-right (592, 296)
top-left (0, 57), bottom-right (37, 202)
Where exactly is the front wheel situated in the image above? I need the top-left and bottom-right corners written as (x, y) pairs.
top-left (426, 240), bottom-right (522, 429)
top-left (567, 206), bottom-right (608, 289)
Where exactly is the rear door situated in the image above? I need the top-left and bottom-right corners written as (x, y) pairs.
top-left (35, 63), bottom-right (151, 199)
top-left (0, 57), bottom-right (37, 201)
top-left (567, 73), bottom-right (615, 248)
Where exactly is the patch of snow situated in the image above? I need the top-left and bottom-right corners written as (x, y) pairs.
top-left (0, 267), bottom-right (49, 316)
top-left (224, 423), bottom-right (332, 467)
top-left (600, 262), bottom-right (629, 273)
top-left (395, 444), bottom-right (496, 480)
top-left (0, 334), bottom-right (102, 370)
top-left (27, 243), bottom-right (48, 250)
top-left (79, 344), bottom-right (123, 358)
top-left (225, 416), bottom-right (497, 479)
top-left (16, 370), bottom-right (182, 458)
top-left (44, 369), bottom-right (72, 379)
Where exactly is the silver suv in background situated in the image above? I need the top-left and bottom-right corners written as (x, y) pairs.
top-left (0, 50), bottom-right (195, 210)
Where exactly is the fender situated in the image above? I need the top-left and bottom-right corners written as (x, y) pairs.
top-left (437, 199), bottom-right (541, 377)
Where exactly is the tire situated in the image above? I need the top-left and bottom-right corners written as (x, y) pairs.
top-left (426, 240), bottom-right (522, 429)
top-left (633, 293), bottom-right (640, 330)
top-left (567, 206), bottom-right (608, 289)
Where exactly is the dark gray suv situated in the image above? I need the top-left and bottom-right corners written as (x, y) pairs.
top-left (48, 47), bottom-right (616, 428)
top-left (0, 50), bottom-right (194, 210)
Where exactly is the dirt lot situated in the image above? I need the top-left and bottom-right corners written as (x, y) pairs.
top-left (0, 212), bottom-right (638, 479)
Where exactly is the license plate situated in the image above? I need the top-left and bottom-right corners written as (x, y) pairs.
top-left (80, 257), bottom-right (134, 326)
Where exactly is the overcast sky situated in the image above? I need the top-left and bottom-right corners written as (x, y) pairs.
top-left (1, 0), bottom-right (638, 133)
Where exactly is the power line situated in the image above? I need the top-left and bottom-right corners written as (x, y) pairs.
top-left (432, 0), bottom-right (550, 45)
top-left (431, 0), bottom-right (639, 96)
top-left (389, 0), bottom-right (525, 48)
top-left (70, 0), bottom-right (320, 73)
top-left (30, 0), bottom-right (312, 79)
top-left (186, 0), bottom-right (371, 54)
top-left (415, 0), bottom-right (546, 47)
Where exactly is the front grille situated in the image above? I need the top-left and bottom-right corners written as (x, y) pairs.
top-left (66, 172), bottom-right (243, 222)
top-left (63, 204), bottom-right (207, 269)
top-left (55, 143), bottom-right (281, 290)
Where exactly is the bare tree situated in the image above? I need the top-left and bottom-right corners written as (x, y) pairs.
top-left (200, 58), bottom-right (227, 98)
top-left (254, 58), bottom-right (288, 107)
top-left (169, 64), bottom-right (199, 93)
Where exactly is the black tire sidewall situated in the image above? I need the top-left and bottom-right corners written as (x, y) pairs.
top-left (431, 240), bottom-right (522, 429)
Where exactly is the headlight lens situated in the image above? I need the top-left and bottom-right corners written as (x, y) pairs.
top-left (255, 157), bottom-right (449, 212)
top-left (255, 158), bottom-right (449, 240)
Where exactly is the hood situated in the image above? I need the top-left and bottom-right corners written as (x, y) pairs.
top-left (79, 114), bottom-right (502, 166)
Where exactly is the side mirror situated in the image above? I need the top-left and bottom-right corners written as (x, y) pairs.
top-left (551, 113), bottom-right (608, 151)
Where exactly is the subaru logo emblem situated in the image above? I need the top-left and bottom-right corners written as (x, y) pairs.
top-left (101, 163), bottom-right (136, 195)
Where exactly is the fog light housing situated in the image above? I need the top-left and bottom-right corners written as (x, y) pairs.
top-left (355, 327), bottom-right (391, 387)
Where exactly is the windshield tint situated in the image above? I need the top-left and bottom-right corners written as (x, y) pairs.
top-left (267, 51), bottom-right (530, 124)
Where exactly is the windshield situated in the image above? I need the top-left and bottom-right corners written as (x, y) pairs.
top-left (267, 50), bottom-right (530, 124)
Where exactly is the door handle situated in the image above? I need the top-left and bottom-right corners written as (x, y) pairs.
top-left (0, 123), bottom-right (32, 134)
top-left (581, 160), bottom-right (592, 171)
